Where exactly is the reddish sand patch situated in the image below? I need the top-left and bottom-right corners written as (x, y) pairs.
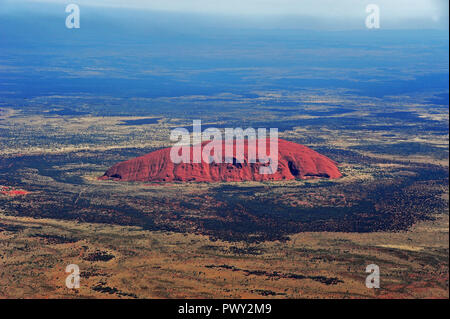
top-left (100, 138), bottom-right (341, 183)
top-left (0, 187), bottom-right (30, 197)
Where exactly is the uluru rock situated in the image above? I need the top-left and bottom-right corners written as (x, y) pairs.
top-left (100, 138), bottom-right (342, 183)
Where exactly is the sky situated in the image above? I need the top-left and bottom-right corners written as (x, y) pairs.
top-left (1, 0), bottom-right (448, 30)
top-left (0, 0), bottom-right (448, 103)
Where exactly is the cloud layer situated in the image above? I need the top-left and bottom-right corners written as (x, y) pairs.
top-left (2, 0), bottom-right (449, 29)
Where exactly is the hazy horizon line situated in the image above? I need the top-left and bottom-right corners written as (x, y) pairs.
top-left (1, 0), bottom-right (448, 31)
